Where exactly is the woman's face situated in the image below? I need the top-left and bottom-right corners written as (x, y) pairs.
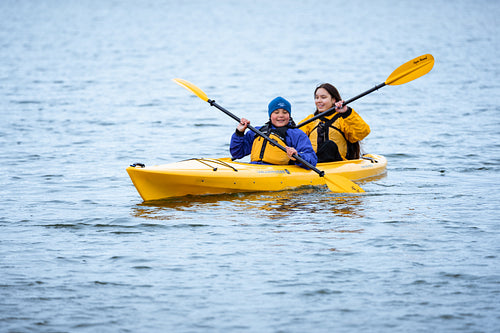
top-left (315, 87), bottom-right (335, 112)
top-left (270, 108), bottom-right (290, 127)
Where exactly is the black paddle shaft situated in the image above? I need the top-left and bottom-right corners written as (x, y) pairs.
top-left (208, 99), bottom-right (324, 176)
top-left (296, 82), bottom-right (386, 128)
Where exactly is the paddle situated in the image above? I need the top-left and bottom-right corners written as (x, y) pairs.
top-left (172, 78), bottom-right (364, 193)
top-left (297, 54), bottom-right (435, 128)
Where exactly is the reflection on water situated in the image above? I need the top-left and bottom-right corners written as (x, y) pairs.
top-left (131, 173), bottom-right (387, 222)
top-left (356, 172), bottom-right (387, 184)
top-left (131, 186), bottom-right (368, 221)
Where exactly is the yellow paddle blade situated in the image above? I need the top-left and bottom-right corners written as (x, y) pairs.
top-left (172, 78), bottom-right (209, 102)
top-left (385, 54), bottom-right (434, 86)
top-left (324, 174), bottom-right (365, 193)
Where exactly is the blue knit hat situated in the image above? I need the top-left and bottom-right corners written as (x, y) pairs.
top-left (268, 97), bottom-right (291, 117)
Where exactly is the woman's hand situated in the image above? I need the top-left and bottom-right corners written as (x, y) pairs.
top-left (286, 146), bottom-right (297, 160)
top-left (335, 100), bottom-right (348, 113)
top-left (237, 118), bottom-right (250, 132)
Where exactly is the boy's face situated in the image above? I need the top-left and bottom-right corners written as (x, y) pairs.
top-left (270, 108), bottom-right (290, 127)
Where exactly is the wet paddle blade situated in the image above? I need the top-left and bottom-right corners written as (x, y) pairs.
top-left (324, 174), bottom-right (365, 193)
top-left (172, 78), bottom-right (209, 102)
top-left (385, 54), bottom-right (434, 86)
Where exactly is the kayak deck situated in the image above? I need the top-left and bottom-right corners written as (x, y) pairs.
top-left (126, 154), bottom-right (387, 201)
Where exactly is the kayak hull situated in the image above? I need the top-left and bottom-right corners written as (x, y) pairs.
top-left (126, 154), bottom-right (387, 201)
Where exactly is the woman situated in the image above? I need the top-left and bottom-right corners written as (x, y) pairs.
top-left (299, 83), bottom-right (370, 162)
top-left (230, 96), bottom-right (317, 168)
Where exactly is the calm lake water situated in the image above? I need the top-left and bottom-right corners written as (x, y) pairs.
top-left (1, 0), bottom-right (499, 332)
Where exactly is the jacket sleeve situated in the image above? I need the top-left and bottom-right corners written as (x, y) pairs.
top-left (287, 128), bottom-right (318, 168)
top-left (340, 108), bottom-right (370, 143)
top-left (230, 130), bottom-right (255, 160)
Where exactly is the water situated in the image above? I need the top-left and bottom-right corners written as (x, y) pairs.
top-left (1, 0), bottom-right (499, 332)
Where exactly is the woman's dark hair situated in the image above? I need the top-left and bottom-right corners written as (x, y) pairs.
top-left (314, 83), bottom-right (342, 105)
top-left (315, 83), bottom-right (361, 160)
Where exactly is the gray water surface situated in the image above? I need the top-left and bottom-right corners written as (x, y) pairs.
top-left (1, 0), bottom-right (499, 332)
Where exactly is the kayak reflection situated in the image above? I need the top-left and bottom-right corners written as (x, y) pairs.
top-left (130, 185), bottom-right (375, 221)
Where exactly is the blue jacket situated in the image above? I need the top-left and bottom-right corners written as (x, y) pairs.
top-left (230, 125), bottom-right (318, 169)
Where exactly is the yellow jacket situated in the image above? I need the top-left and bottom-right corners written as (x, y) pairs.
top-left (299, 108), bottom-right (370, 160)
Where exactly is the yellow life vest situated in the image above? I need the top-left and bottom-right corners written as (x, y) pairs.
top-left (299, 108), bottom-right (370, 162)
top-left (308, 114), bottom-right (349, 159)
top-left (250, 125), bottom-right (291, 165)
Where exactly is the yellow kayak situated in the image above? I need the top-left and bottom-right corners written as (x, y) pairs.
top-left (126, 154), bottom-right (387, 201)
